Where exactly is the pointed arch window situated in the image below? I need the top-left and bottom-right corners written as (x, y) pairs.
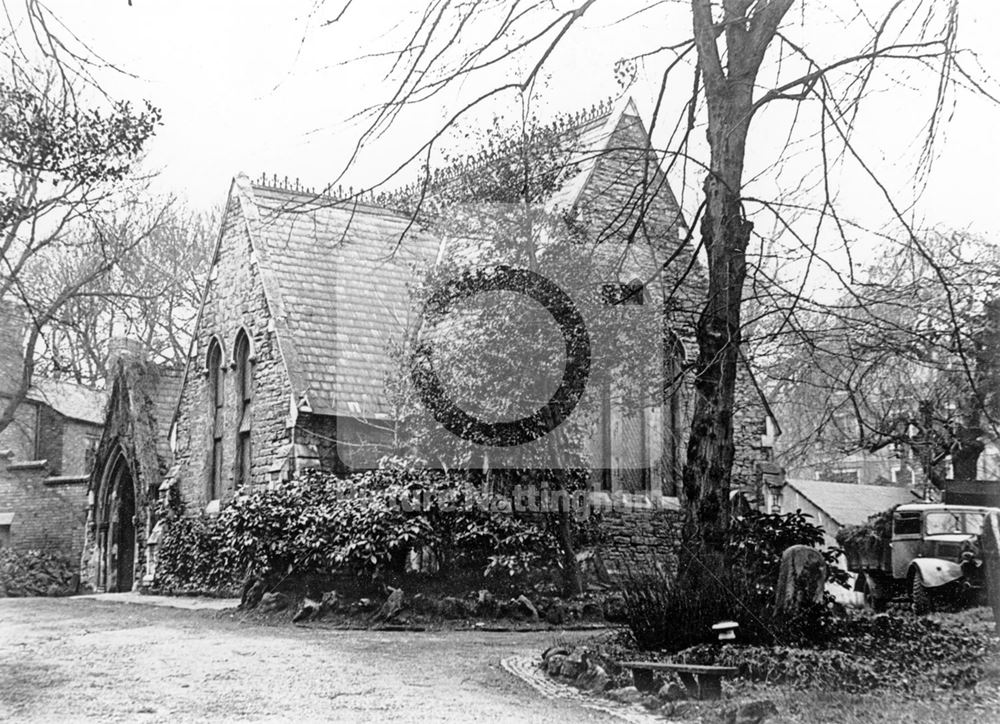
top-left (234, 331), bottom-right (253, 488)
top-left (207, 339), bottom-right (224, 500)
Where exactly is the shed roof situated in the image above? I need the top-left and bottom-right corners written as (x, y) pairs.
top-left (786, 478), bottom-right (916, 528)
top-left (28, 378), bottom-right (106, 425)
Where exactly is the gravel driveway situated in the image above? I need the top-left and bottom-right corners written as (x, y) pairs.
top-left (0, 597), bottom-right (618, 723)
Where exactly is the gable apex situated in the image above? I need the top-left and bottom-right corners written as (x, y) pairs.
top-left (545, 96), bottom-right (673, 214)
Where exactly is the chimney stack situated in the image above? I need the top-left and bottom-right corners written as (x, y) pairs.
top-left (106, 337), bottom-right (147, 372)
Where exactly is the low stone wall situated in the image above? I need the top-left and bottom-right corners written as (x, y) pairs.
top-left (591, 493), bottom-right (684, 580)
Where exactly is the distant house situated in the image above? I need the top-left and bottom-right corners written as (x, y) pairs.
top-left (763, 476), bottom-right (916, 560)
top-left (785, 445), bottom-right (921, 487)
top-left (0, 304), bottom-right (106, 559)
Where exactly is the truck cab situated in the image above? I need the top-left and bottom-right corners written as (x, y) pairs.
top-left (890, 503), bottom-right (991, 612)
top-left (846, 502), bottom-right (996, 613)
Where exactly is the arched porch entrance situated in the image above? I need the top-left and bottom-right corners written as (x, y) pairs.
top-left (96, 449), bottom-right (137, 592)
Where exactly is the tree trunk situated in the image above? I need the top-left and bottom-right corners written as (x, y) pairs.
top-left (683, 0), bottom-right (793, 552)
top-left (952, 421), bottom-right (984, 482)
top-left (681, 96), bottom-right (754, 552)
top-left (556, 511), bottom-right (583, 596)
top-left (682, 173), bottom-right (752, 550)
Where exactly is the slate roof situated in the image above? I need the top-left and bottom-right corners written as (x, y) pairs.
top-left (149, 367), bottom-right (183, 460)
top-left (228, 97), bottom-right (702, 421)
top-left (242, 186), bottom-right (441, 418)
top-left (28, 378), bottom-right (106, 425)
top-left (546, 98), bottom-right (673, 213)
top-left (786, 478), bottom-right (916, 528)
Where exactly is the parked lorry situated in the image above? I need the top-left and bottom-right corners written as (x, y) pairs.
top-left (838, 503), bottom-right (997, 613)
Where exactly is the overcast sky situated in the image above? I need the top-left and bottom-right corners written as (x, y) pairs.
top-left (11, 1), bottom-right (1000, 245)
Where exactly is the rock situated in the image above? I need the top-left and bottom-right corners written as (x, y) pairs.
top-left (371, 587), bottom-right (405, 623)
top-left (515, 594), bottom-right (539, 621)
top-left (719, 700), bottom-right (778, 724)
top-left (658, 681), bottom-right (686, 702)
top-left (602, 593), bottom-right (628, 622)
top-left (546, 654), bottom-right (568, 676)
top-left (606, 686), bottom-right (644, 705)
top-left (320, 590), bottom-right (341, 616)
top-left (475, 589), bottom-right (497, 618)
top-left (774, 545), bottom-right (827, 615)
top-left (558, 648), bottom-right (588, 679)
top-left (292, 597), bottom-right (322, 623)
top-left (439, 596), bottom-right (470, 619)
top-left (641, 695), bottom-right (663, 711)
top-left (545, 601), bottom-right (567, 625)
top-left (575, 663), bottom-right (609, 692)
top-left (581, 601), bottom-right (604, 620)
top-left (577, 548), bottom-right (613, 587)
top-left (498, 599), bottom-right (523, 620)
top-left (541, 645), bottom-right (570, 662)
top-left (240, 576), bottom-right (266, 610)
top-left (257, 592), bottom-right (290, 613)
top-left (409, 593), bottom-right (431, 614)
top-left (673, 702), bottom-right (696, 718)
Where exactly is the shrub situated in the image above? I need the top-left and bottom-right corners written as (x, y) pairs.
top-left (0, 547), bottom-right (79, 597)
top-left (620, 556), bottom-right (773, 652)
top-left (154, 459), bottom-right (562, 591)
top-left (836, 506), bottom-right (896, 558)
top-left (154, 513), bottom-right (236, 592)
top-left (729, 509), bottom-right (849, 590)
top-left (677, 613), bottom-right (999, 692)
top-left (620, 510), bottom-right (845, 651)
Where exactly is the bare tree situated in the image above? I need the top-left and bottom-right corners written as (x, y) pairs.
top-left (34, 205), bottom-right (215, 383)
top-left (312, 0), bottom-right (994, 552)
top-left (767, 230), bottom-right (1000, 490)
top-left (0, 50), bottom-right (162, 436)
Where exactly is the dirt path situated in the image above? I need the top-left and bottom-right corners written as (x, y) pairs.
top-left (0, 597), bottom-right (618, 723)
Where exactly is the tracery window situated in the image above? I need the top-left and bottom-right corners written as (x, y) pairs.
top-left (207, 339), bottom-right (224, 500)
top-left (234, 331), bottom-right (253, 488)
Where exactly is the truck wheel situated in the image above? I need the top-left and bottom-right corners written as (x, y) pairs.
top-left (911, 570), bottom-right (932, 615)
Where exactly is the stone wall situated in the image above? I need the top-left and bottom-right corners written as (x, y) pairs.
top-left (166, 191), bottom-right (294, 507)
top-left (730, 361), bottom-right (774, 503)
top-left (593, 495), bottom-right (685, 579)
top-left (0, 458), bottom-right (88, 557)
